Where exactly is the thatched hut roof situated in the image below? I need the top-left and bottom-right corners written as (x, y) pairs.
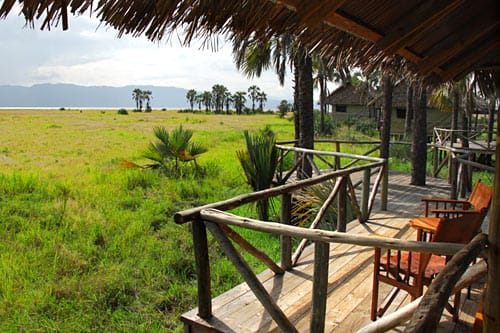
top-left (325, 83), bottom-right (372, 106)
top-left (1, 0), bottom-right (499, 91)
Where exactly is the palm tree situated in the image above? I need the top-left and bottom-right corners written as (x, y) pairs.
top-left (200, 91), bottom-right (212, 112)
top-left (313, 57), bottom-right (349, 134)
top-left (233, 91), bottom-right (247, 115)
top-left (132, 88), bottom-right (143, 111)
top-left (211, 84), bottom-right (228, 113)
top-left (143, 90), bottom-right (153, 112)
top-left (195, 93), bottom-right (204, 111)
top-left (224, 91), bottom-right (233, 114)
top-left (247, 85), bottom-right (261, 113)
top-left (186, 89), bottom-right (197, 111)
top-left (257, 91), bottom-right (267, 111)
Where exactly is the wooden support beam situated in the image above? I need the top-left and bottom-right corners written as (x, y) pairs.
top-left (280, 193), bottom-right (292, 270)
top-left (220, 224), bottom-right (284, 275)
top-left (204, 221), bottom-right (298, 333)
top-left (200, 209), bottom-right (467, 255)
top-left (292, 177), bottom-right (343, 265)
top-left (376, 0), bottom-right (466, 55)
top-left (346, 176), bottom-right (363, 223)
top-left (442, 38), bottom-right (500, 82)
top-left (405, 233), bottom-right (487, 333)
top-left (337, 176), bottom-right (347, 232)
top-left (418, 13), bottom-right (498, 76)
top-left (311, 241), bottom-right (330, 333)
top-left (192, 219), bottom-right (212, 319)
top-left (362, 169), bottom-right (370, 221)
top-left (297, 0), bottom-right (347, 28)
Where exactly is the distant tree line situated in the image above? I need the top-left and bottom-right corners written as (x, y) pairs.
top-left (132, 88), bottom-right (153, 112)
top-left (185, 84), bottom-right (270, 114)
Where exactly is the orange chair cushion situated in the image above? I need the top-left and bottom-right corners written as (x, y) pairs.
top-left (381, 252), bottom-right (446, 279)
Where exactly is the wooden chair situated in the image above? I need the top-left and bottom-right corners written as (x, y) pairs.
top-left (409, 179), bottom-right (493, 241)
top-left (371, 210), bottom-right (485, 322)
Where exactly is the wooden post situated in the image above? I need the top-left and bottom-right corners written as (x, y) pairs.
top-left (450, 153), bottom-right (458, 199)
top-left (310, 241), bottom-right (330, 333)
top-left (484, 115), bottom-right (500, 332)
top-left (205, 221), bottom-right (298, 333)
top-left (337, 177), bottom-right (347, 232)
top-left (334, 141), bottom-right (341, 169)
top-left (432, 131), bottom-right (438, 177)
top-left (362, 169), bottom-right (370, 221)
top-left (280, 193), bottom-right (292, 270)
top-left (380, 163), bottom-right (388, 211)
top-left (192, 219), bottom-right (212, 318)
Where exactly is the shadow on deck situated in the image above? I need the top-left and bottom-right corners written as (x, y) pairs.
top-left (181, 172), bottom-right (484, 332)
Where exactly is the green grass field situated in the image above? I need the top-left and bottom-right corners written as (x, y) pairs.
top-left (0, 109), bottom-right (298, 332)
top-left (2, 109), bottom-right (490, 332)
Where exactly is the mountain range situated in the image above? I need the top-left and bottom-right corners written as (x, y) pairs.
top-left (0, 83), bottom-right (282, 109)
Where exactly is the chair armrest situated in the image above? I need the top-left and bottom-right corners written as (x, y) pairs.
top-left (430, 209), bottom-right (478, 215)
top-left (421, 198), bottom-right (469, 204)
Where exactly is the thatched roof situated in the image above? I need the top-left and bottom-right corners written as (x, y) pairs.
top-left (325, 83), bottom-right (372, 106)
top-left (1, 0), bottom-right (499, 91)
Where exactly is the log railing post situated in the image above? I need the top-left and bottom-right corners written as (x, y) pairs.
top-left (450, 153), bottom-right (458, 199)
top-left (310, 241), bottom-right (330, 333)
top-left (337, 177), bottom-right (347, 232)
top-left (192, 218), bottom-right (212, 318)
top-left (362, 169), bottom-right (370, 222)
top-left (280, 193), bottom-right (292, 270)
top-left (334, 141), bottom-right (341, 170)
top-left (381, 162), bottom-right (388, 211)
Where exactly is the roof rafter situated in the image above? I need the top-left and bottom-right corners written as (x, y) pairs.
top-left (442, 38), bottom-right (500, 82)
top-left (418, 18), bottom-right (499, 76)
top-left (375, 0), bottom-right (466, 56)
top-left (296, 0), bottom-right (348, 28)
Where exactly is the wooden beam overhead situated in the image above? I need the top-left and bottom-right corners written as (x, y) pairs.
top-left (418, 19), bottom-right (499, 76)
top-left (442, 38), bottom-right (500, 82)
top-left (375, 0), bottom-right (466, 55)
top-left (297, 0), bottom-right (348, 28)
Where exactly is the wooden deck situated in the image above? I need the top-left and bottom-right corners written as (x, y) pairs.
top-left (181, 172), bottom-right (484, 332)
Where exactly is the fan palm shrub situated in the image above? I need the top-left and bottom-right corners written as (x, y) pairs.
top-left (237, 127), bottom-right (278, 221)
top-left (143, 125), bottom-right (207, 176)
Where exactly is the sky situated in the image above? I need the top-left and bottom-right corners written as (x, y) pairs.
top-left (0, 10), bottom-right (295, 101)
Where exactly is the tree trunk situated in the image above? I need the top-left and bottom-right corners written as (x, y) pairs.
top-left (293, 60), bottom-right (300, 143)
top-left (487, 99), bottom-right (495, 143)
top-left (320, 76), bottom-right (326, 134)
top-left (411, 85), bottom-right (427, 186)
top-left (451, 87), bottom-right (460, 143)
top-left (404, 83), bottom-right (413, 139)
top-left (297, 48), bottom-right (314, 179)
top-left (380, 75), bottom-right (392, 160)
top-left (484, 108), bottom-right (500, 333)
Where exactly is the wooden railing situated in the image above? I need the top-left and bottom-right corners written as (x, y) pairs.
top-left (184, 208), bottom-right (480, 333)
top-left (175, 148), bottom-right (388, 328)
top-left (433, 127), bottom-right (495, 151)
top-left (431, 128), bottom-right (496, 199)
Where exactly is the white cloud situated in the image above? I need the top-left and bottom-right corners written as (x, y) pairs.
top-left (0, 12), bottom-right (295, 100)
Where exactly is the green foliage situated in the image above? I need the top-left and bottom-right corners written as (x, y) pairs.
top-left (292, 179), bottom-right (355, 231)
top-left (117, 108), bottom-right (128, 115)
top-left (236, 127), bottom-right (278, 220)
top-left (143, 125), bottom-right (208, 177)
top-left (277, 99), bottom-right (292, 118)
top-left (313, 109), bottom-right (336, 136)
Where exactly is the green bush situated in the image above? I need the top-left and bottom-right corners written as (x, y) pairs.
top-left (117, 108), bottom-right (128, 115)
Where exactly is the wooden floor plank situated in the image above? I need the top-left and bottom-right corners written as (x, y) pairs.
top-left (181, 173), bottom-right (481, 332)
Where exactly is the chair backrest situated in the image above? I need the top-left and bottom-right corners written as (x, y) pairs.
top-left (415, 211), bottom-right (485, 276)
top-left (433, 210), bottom-right (485, 244)
top-left (468, 179), bottom-right (493, 212)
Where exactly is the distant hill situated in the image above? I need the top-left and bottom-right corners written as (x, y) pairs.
top-left (0, 83), bottom-right (282, 109)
